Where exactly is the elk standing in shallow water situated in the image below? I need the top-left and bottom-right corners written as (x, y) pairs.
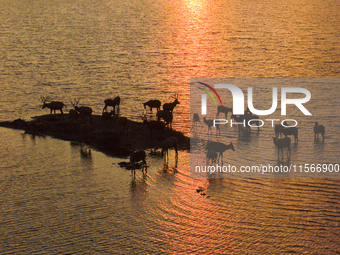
top-left (273, 137), bottom-right (291, 161)
top-left (314, 122), bottom-right (325, 141)
top-left (216, 105), bottom-right (232, 118)
top-left (282, 122), bottom-right (298, 143)
top-left (206, 150), bottom-right (218, 164)
top-left (161, 136), bottom-right (178, 166)
top-left (203, 117), bottom-right (220, 135)
top-left (206, 141), bottom-right (235, 164)
top-left (41, 97), bottom-right (66, 116)
top-left (130, 150), bottom-right (147, 177)
top-left (143, 100), bottom-right (161, 112)
top-left (275, 124), bottom-right (284, 138)
top-left (192, 113), bottom-right (200, 128)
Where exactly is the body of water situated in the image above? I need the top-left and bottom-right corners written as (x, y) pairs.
top-left (1, 0), bottom-right (340, 253)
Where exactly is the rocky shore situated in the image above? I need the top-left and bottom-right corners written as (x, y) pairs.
top-left (0, 114), bottom-right (190, 158)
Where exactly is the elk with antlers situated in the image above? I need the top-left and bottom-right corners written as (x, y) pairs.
top-left (163, 94), bottom-right (180, 113)
top-left (143, 100), bottom-right (161, 112)
top-left (103, 96), bottom-right (120, 114)
top-left (41, 97), bottom-right (66, 116)
top-left (71, 99), bottom-right (92, 122)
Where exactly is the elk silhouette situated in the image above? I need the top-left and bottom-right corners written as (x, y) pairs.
top-left (206, 141), bottom-right (235, 164)
top-left (206, 150), bottom-right (218, 164)
top-left (275, 124), bottom-right (284, 138)
top-left (203, 117), bottom-right (220, 135)
top-left (163, 95), bottom-right (180, 113)
top-left (314, 122), bottom-right (325, 141)
top-left (281, 122), bottom-right (298, 143)
top-left (143, 100), bottom-right (161, 112)
top-left (273, 137), bottom-right (291, 161)
top-left (71, 99), bottom-right (92, 122)
top-left (41, 97), bottom-right (66, 116)
top-left (103, 96), bottom-right (120, 114)
top-left (216, 105), bottom-right (232, 118)
top-left (161, 136), bottom-right (178, 166)
top-left (130, 150), bottom-right (147, 177)
top-left (157, 110), bottom-right (173, 128)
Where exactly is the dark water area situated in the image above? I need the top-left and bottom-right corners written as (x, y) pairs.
top-left (1, 0), bottom-right (340, 253)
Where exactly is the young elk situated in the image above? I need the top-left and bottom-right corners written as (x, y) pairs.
top-left (163, 95), bottom-right (180, 113)
top-left (314, 122), bottom-right (325, 141)
top-left (143, 100), bottom-right (161, 112)
top-left (161, 137), bottom-right (178, 165)
top-left (206, 141), bottom-right (235, 164)
top-left (206, 150), bottom-right (218, 164)
top-left (273, 137), bottom-right (291, 161)
top-left (130, 150), bottom-right (147, 177)
top-left (41, 97), bottom-right (66, 116)
top-left (216, 105), bottom-right (232, 118)
top-left (71, 99), bottom-right (92, 122)
top-left (103, 96), bottom-right (120, 114)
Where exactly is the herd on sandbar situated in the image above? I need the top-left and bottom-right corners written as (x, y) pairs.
top-left (40, 95), bottom-right (181, 177)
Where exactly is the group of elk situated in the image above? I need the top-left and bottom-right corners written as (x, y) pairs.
top-left (273, 121), bottom-right (325, 161)
top-left (196, 104), bottom-right (326, 163)
top-left (40, 94), bottom-right (180, 179)
top-left (41, 96), bottom-right (122, 140)
top-left (142, 95), bottom-right (180, 129)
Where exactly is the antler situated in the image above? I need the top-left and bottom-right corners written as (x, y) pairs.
top-left (40, 96), bottom-right (50, 103)
top-left (170, 92), bottom-right (179, 99)
top-left (70, 99), bottom-right (80, 107)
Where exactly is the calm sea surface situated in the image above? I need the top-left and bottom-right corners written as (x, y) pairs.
top-left (1, 0), bottom-right (340, 253)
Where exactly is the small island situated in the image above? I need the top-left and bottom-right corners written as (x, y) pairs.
top-left (0, 114), bottom-right (190, 158)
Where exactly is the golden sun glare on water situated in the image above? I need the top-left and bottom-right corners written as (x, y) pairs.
top-left (183, 0), bottom-right (208, 16)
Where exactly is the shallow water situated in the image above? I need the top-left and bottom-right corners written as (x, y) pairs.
top-left (1, 0), bottom-right (340, 253)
